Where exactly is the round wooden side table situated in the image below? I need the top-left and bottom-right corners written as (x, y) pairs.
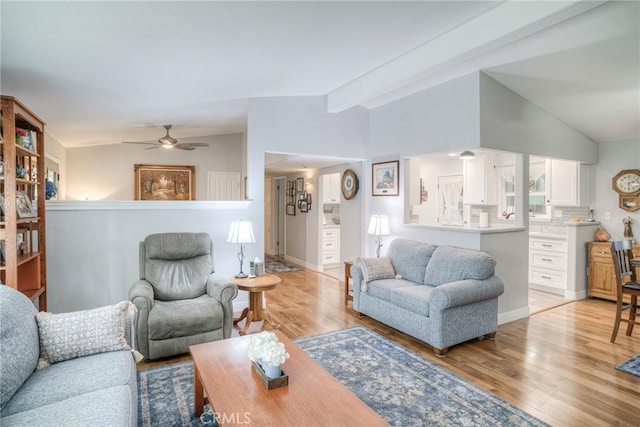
top-left (232, 273), bottom-right (282, 335)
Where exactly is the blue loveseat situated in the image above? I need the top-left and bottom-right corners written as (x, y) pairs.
top-left (351, 239), bottom-right (504, 356)
top-left (0, 285), bottom-right (137, 426)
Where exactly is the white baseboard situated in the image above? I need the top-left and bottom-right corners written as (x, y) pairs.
top-left (498, 306), bottom-right (530, 325)
top-left (284, 255), bottom-right (320, 272)
top-left (565, 289), bottom-right (587, 300)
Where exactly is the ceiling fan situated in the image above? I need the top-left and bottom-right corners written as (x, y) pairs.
top-left (122, 125), bottom-right (209, 151)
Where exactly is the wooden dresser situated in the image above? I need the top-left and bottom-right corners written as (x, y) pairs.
top-left (587, 241), bottom-right (639, 301)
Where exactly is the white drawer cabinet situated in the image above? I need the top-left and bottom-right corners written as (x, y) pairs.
top-left (529, 237), bottom-right (567, 293)
top-left (530, 268), bottom-right (565, 288)
top-left (322, 228), bottom-right (340, 265)
top-left (531, 239), bottom-right (567, 252)
top-left (531, 252), bottom-right (566, 270)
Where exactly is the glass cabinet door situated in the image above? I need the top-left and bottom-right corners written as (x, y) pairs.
top-left (529, 158), bottom-right (549, 217)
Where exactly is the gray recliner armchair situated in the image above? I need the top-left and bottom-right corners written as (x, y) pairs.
top-left (129, 232), bottom-right (238, 360)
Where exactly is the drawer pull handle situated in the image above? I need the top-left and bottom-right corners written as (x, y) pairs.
top-left (542, 244), bottom-right (553, 248)
top-left (542, 275), bottom-right (552, 280)
top-left (542, 258), bottom-right (552, 262)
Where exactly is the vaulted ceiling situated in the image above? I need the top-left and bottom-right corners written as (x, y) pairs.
top-left (1, 1), bottom-right (638, 149)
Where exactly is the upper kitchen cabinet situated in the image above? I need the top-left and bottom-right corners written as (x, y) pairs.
top-left (547, 158), bottom-right (589, 206)
top-left (463, 155), bottom-right (496, 205)
top-left (322, 173), bottom-right (340, 204)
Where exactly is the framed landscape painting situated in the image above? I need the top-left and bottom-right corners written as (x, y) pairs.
top-left (134, 164), bottom-right (195, 200)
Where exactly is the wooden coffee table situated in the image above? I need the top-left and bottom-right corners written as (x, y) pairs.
top-left (232, 274), bottom-right (281, 335)
top-left (189, 331), bottom-right (388, 426)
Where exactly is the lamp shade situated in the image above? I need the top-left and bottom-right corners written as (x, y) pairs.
top-left (227, 220), bottom-right (255, 244)
top-left (367, 215), bottom-right (390, 236)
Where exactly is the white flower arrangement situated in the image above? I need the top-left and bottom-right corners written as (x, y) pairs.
top-left (248, 331), bottom-right (290, 368)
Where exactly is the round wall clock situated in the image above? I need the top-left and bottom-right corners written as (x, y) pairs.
top-left (341, 169), bottom-right (359, 200)
top-left (612, 169), bottom-right (640, 195)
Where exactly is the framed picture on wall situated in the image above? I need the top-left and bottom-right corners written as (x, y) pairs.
top-left (286, 203), bottom-right (296, 216)
top-left (134, 164), bottom-right (195, 200)
top-left (296, 177), bottom-right (304, 192)
top-left (372, 160), bottom-right (399, 196)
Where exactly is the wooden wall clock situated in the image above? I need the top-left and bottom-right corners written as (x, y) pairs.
top-left (341, 169), bottom-right (359, 200)
top-left (612, 169), bottom-right (640, 211)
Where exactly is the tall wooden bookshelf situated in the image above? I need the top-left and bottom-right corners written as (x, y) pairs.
top-left (0, 96), bottom-right (47, 310)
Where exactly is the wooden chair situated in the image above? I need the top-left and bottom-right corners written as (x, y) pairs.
top-left (609, 240), bottom-right (640, 343)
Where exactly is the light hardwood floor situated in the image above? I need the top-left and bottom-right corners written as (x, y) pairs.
top-left (140, 267), bottom-right (640, 426)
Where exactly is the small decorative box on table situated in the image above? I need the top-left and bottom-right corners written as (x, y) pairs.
top-left (251, 361), bottom-right (289, 390)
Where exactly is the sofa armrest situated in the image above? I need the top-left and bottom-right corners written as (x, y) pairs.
top-left (206, 274), bottom-right (238, 303)
top-left (206, 274), bottom-right (239, 339)
top-left (129, 280), bottom-right (154, 310)
top-left (350, 264), bottom-right (364, 293)
top-left (430, 276), bottom-right (504, 311)
top-left (128, 280), bottom-right (154, 359)
top-left (125, 309), bottom-right (136, 349)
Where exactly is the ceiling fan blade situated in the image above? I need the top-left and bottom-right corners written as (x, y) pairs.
top-left (122, 141), bottom-right (157, 145)
top-left (144, 145), bottom-right (159, 150)
top-left (174, 145), bottom-right (196, 151)
top-left (183, 143), bottom-right (209, 147)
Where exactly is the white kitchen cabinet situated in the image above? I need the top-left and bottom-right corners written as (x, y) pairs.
top-left (463, 155), bottom-right (496, 205)
top-left (547, 159), bottom-right (588, 206)
top-left (322, 173), bottom-right (341, 204)
top-left (322, 227), bottom-right (340, 265)
top-left (529, 237), bottom-right (567, 294)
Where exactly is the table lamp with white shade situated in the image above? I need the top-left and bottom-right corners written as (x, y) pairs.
top-left (227, 219), bottom-right (255, 278)
top-left (368, 215), bottom-right (390, 257)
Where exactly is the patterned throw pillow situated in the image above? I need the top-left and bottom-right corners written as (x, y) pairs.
top-left (36, 301), bottom-right (131, 367)
top-left (356, 256), bottom-right (396, 286)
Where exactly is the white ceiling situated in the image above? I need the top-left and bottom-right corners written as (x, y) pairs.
top-left (1, 1), bottom-right (638, 173)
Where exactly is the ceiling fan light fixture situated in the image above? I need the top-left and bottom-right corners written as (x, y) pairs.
top-left (459, 150), bottom-right (475, 160)
top-left (122, 124), bottom-right (208, 151)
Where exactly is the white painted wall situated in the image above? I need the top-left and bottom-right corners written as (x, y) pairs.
top-left (65, 134), bottom-right (243, 200)
top-left (370, 72), bottom-right (481, 158)
top-left (589, 138), bottom-right (640, 240)
top-left (247, 96), bottom-right (369, 266)
top-left (479, 72), bottom-right (598, 163)
top-left (367, 71), bottom-right (601, 322)
top-left (281, 169), bottom-right (319, 268)
top-left (45, 201), bottom-right (254, 313)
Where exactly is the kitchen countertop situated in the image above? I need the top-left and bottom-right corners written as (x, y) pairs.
top-left (406, 224), bottom-right (526, 234)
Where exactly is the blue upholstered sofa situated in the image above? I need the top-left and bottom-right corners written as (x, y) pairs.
top-left (351, 238), bottom-right (504, 356)
top-left (0, 285), bottom-right (137, 426)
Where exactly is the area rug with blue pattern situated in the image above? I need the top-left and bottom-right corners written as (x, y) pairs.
top-left (616, 354), bottom-right (640, 377)
top-left (137, 326), bottom-right (549, 426)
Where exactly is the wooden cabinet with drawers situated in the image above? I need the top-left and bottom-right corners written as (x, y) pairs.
top-left (587, 241), bottom-right (639, 301)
